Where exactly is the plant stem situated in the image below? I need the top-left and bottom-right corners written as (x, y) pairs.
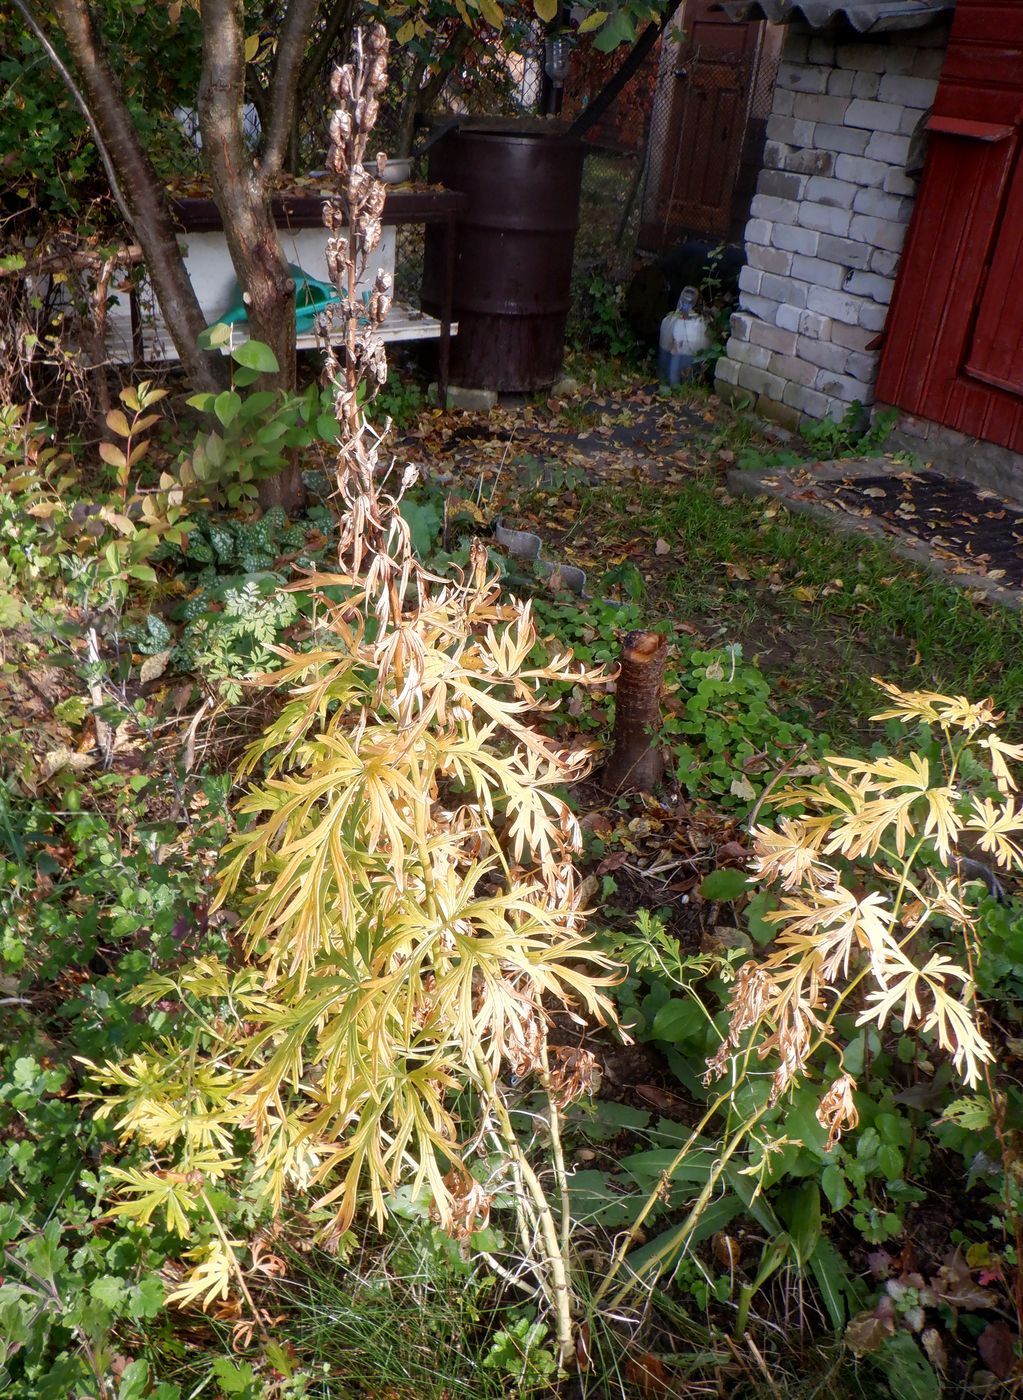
top-left (475, 1052), bottom-right (575, 1368)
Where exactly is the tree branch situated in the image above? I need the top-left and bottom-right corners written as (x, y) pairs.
top-left (299, 0), bottom-right (357, 92)
top-left (565, 6), bottom-right (675, 143)
top-left (43, 0), bottom-right (225, 393)
top-left (261, 0), bottom-right (321, 183)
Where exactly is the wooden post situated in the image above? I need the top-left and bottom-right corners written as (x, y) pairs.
top-left (601, 629), bottom-right (668, 793)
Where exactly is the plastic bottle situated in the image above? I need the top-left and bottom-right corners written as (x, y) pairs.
top-left (658, 286), bottom-right (709, 386)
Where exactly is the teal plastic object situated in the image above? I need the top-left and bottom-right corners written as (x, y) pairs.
top-left (217, 264), bottom-right (340, 334)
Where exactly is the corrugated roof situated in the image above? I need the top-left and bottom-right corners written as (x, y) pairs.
top-left (715, 0), bottom-right (954, 32)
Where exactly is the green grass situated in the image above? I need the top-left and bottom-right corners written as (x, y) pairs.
top-left (522, 468), bottom-right (1023, 743)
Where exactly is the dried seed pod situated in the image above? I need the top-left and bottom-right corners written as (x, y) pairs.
top-left (330, 64), bottom-right (354, 102)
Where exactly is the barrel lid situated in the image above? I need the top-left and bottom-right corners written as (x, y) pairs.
top-left (421, 114), bottom-right (576, 140)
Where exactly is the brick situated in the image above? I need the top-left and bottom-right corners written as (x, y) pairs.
top-left (776, 304), bottom-right (803, 332)
top-left (759, 169), bottom-right (808, 201)
top-left (766, 115), bottom-right (816, 146)
top-left (792, 93), bottom-right (853, 124)
top-left (806, 285), bottom-right (863, 325)
top-left (748, 320), bottom-right (798, 354)
top-left (745, 217), bottom-right (773, 245)
top-left (748, 244), bottom-right (794, 275)
top-left (782, 32), bottom-right (810, 64)
top-left (715, 357), bottom-right (740, 387)
top-left (808, 37), bottom-right (836, 65)
top-left (815, 370), bottom-right (874, 404)
top-left (447, 386), bottom-right (497, 410)
top-left (900, 106), bottom-right (927, 135)
top-left (878, 73), bottom-right (938, 109)
top-left (739, 293), bottom-right (781, 324)
top-left (914, 22), bottom-right (950, 48)
top-left (773, 87), bottom-right (797, 116)
top-left (865, 131), bottom-right (911, 164)
top-left (773, 223), bottom-right (820, 255)
top-left (737, 364), bottom-right (785, 399)
top-left (853, 187), bottom-right (907, 221)
top-left (836, 43), bottom-right (885, 73)
top-left (845, 99), bottom-right (904, 133)
top-left (763, 140), bottom-right (787, 171)
top-left (911, 48), bottom-right (946, 80)
top-left (761, 271), bottom-right (807, 305)
top-left (859, 300), bottom-right (889, 333)
top-left (769, 351), bottom-right (820, 387)
top-left (727, 338), bottom-right (772, 369)
top-left (756, 394), bottom-right (803, 430)
top-left (797, 335), bottom-right (852, 373)
top-left (812, 123), bottom-right (870, 156)
top-left (797, 201), bottom-right (852, 236)
top-left (826, 68), bottom-right (854, 97)
top-left (781, 146), bottom-right (836, 177)
top-left (805, 175), bottom-right (858, 208)
top-left (870, 248), bottom-right (900, 277)
top-left (834, 154), bottom-right (888, 188)
top-left (817, 233), bottom-right (874, 270)
top-left (842, 270), bottom-right (893, 303)
top-left (738, 265), bottom-right (762, 296)
top-left (884, 167), bottom-right (917, 197)
top-left (791, 254), bottom-right (847, 289)
top-left (849, 213), bottom-right (906, 252)
top-left (729, 312), bottom-right (753, 342)
top-left (880, 43), bottom-right (916, 75)
top-left (831, 320), bottom-right (876, 351)
top-left (799, 310), bottom-right (831, 340)
top-left (750, 193), bottom-right (799, 225)
top-left (777, 61), bottom-right (829, 94)
top-left (847, 350), bottom-right (881, 382)
top-left (852, 71), bottom-right (881, 99)
top-left (782, 382), bottom-right (832, 418)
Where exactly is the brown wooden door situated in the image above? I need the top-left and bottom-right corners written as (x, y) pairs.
top-left (650, 1), bottom-right (763, 241)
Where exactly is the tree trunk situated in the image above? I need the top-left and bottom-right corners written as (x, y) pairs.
top-left (199, 0), bottom-right (319, 513)
top-left (48, 0), bottom-right (227, 395)
top-left (601, 630), bottom-right (669, 793)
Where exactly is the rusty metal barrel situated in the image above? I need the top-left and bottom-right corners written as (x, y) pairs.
top-left (422, 122), bottom-right (585, 393)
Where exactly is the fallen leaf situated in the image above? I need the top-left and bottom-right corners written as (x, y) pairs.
top-left (140, 649), bottom-right (173, 683)
top-left (654, 538), bottom-right (671, 556)
top-left (978, 1322), bottom-right (1016, 1380)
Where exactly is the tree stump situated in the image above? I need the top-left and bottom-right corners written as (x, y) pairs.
top-left (601, 629), bottom-right (668, 793)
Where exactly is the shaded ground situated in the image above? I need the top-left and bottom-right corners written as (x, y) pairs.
top-left (395, 377), bottom-right (1023, 736)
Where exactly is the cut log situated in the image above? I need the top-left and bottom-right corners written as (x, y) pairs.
top-left (601, 629), bottom-right (668, 793)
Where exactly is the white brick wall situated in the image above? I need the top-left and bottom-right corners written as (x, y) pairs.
top-left (716, 19), bottom-right (948, 425)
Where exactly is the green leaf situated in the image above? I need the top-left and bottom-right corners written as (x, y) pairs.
top-left (821, 1163), bottom-right (851, 1211)
top-left (198, 321), bottom-right (232, 349)
top-left (650, 997), bottom-right (705, 1045)
top-left (699, 867), bottom-right (749, 901)
top-left (128, 564), bottom-right (158, 584)
top-left (879, 1332), bottom-right (941, 1400)
top-left (775, 1181), bottom-right (821, 1265)
top-left (230, 339), bottom-right (279, 373)
top-left (237, 390), bottom-right (278, 421)
top-left (90, 1275), bottom-right (127, 1310)
top-left (214, 390), bottom-right (242, 428)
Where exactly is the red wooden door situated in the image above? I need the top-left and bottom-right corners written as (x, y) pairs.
top-left (964, 145), bottom-right (1023, 396)
top-left (645, 1), bottom-right (764, 243)
top-left (876, 0), bottom-right (1023, 454)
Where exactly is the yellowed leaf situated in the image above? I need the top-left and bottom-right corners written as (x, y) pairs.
top-left (244, 32), bottom-right (260, 62)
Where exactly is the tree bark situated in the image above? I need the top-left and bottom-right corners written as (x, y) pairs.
top-left (199, 0), bottom-right (319, 512)
top-left (46, 0), bottom-right (227, 395)
top-left (601, 630), bottom-right (669, 793)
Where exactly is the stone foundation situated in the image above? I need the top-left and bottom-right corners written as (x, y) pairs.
top-left (715, 19), bottom-right (950, 426)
